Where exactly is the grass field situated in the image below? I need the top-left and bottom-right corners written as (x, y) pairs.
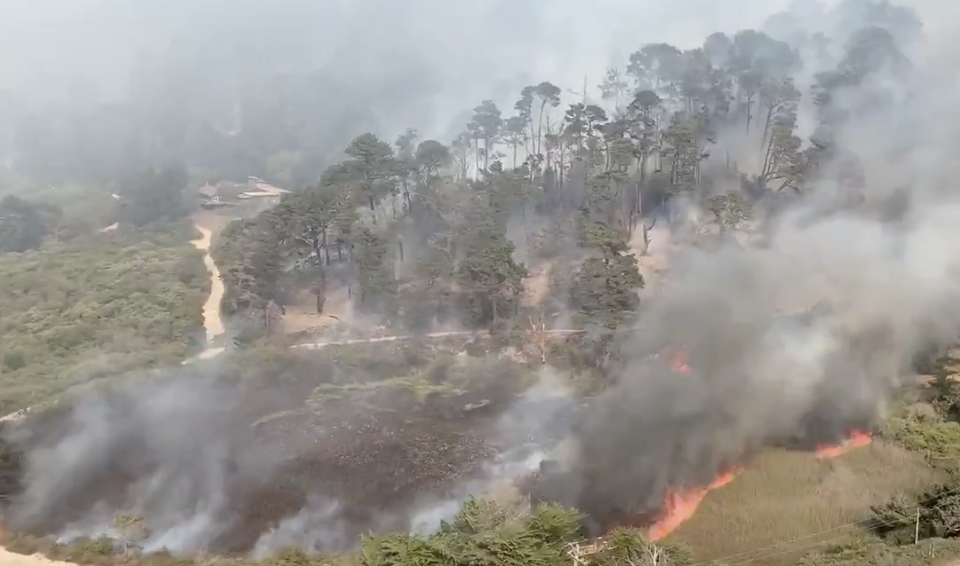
top-left (670, 441), bottom-right (944, 565)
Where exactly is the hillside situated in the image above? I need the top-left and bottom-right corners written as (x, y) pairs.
top-left (4, 0), bottom-right (960, 566)
top-left (0, 218), bottom-right (208, 413)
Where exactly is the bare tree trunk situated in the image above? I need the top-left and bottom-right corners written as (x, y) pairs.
top-left (314, 274), bottom-right (326, 314)
top-left (536, 103), bottom-right (547, 160)
top-left (322, 229), bottom-right (331, 265)
top-left (474, 141), bottom-right (480, 177)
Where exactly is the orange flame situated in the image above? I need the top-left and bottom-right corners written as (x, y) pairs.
top-left (647, 468), bottom-right (741, 540)
top-left (644, 431), bottom-right (873, 540)
top-left (668, 349), bottom-right (690, 373)
top-left (815, 430), bottom-right (873, 459)
top-left (630, 349), bottom-right (875, 540)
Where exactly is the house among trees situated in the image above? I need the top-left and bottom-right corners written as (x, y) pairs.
top-left (198, 176), bottom-right (289, 211)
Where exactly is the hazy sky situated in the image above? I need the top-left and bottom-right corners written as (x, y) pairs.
top-left (1, 0), bottom-right (950, 86)
top-left (0, 0), bottom-right (829, 95)
top-left (0, 0), bottom-right (949, 140)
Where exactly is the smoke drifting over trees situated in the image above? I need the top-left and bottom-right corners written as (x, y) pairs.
top-left (532, 199), bottom-right (960, 532)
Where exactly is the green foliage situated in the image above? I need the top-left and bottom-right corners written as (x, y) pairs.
top-left (0, 424), bottom-right (22, 502)
top-left (706, 192), bottom-right (753, 233)
top-left (883, 417), bottom-right (960, 473)
top-left (0, 195), bottom-right (63, 252)
top-left (794, 537), bottom-right (960, 566)
top-left (353, 226), bottom-right (397, 313)
top-left (0, 237), bottom-right (207, 410)
top-left (359, 499), bottom-right (582, 566)
top-left (569, 251), bottom-right (643, 331)
top-left (591, 528), bottom-right (691, 566)
top-left (214, 216), bottom-right (287, 322)
top-left (455, 230), bottom-right (527, 327)
top-left (869, 479), bottom-right (960, 543)
top-left (2, 350), bottom-right (26, 371)
top-left (116, 166), bottom-right (190, 227)
top-left (416, 140), bottom-right (453, 181)
top-left (344, 133), bottom-right (398, 211)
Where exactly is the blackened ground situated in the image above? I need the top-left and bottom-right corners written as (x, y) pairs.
top-left (0, 366), bottom-right (529, 556)
top-left (209, 407), bottom-right (498, 554)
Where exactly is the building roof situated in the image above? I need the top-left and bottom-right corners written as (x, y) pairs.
top-left (238, 190), bottom-right (284, 199)
top-left (253, 182), bottom-right (289, 195)
top-left (198, 180), bottom-right (289, 200)
top-left (198, 184), bottom-right (218, 197)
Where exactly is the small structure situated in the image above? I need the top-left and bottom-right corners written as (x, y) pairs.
top-left (198, 178), bottom-right (289, 210)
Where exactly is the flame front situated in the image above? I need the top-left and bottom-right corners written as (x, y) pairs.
top-left (668, 350), bottom-right (690, 373)
top-left (644, 430), bottom-right (873, 540)
top-left (646, 468), bottom-right (742, 540)
top-left (595, 349), bottom-right (875, 541)
top-left (814, 430), bottom-right (873, 459)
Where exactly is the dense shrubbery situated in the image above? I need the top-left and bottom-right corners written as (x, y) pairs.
top-left (0, 225), bottom-right (208, 412)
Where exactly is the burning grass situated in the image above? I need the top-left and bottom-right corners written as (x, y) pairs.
top-left (667, 440), bottom-right (943, 564)
top-left (5, 340), bottom-right (960, 566)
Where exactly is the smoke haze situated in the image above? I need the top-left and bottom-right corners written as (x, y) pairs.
top-left (533, 194), bottom-right (960, 531)
top-left (527, 0), bottom-right (960, 529)
top-left (1, 0), bottom-right (923, 175)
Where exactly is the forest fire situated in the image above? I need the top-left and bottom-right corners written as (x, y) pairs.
top-left (814, 431), bottom-right (873, 459)
top-left (529, 347), bottom-right (878, 547)
top-left (646, 467), bottom-right (742, 540)
top-left (667, 349), bottom-right (690, 373)
top-left (640, 430), bottom-right (873, 540)
top-left (617, 349), bottom-right (876, 540)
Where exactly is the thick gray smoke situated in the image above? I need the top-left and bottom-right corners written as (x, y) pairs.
top-left (1, 365), bottom-right (574, 556)
top-left (245, 371), bottom-right (578, 558)
top-left (526, 0), bottom-right (960, 532)
top-left (2, 374), bottom-right (271, 551)
top-left (532, 194), bottom-right (960, 531)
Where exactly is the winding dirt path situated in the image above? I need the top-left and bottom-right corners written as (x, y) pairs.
top-left (0, 222), bottom-right (230, 566)
top-left (190, 224), bottom-right (225, 346)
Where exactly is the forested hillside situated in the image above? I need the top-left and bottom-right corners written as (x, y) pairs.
top-left (211, 0), bottom-right (920, 346)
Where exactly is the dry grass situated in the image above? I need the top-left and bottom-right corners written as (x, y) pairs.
top-left (794, 537), bottom-right (960, 566)
top-left (280, 287), bottom-right (355, 334)
top-left (670, 441), bottom-right (944, 565)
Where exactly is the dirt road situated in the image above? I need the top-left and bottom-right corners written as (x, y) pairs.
top-left (190, 224), bottom-right (225, 345)
top-left (0, 222), bottom-right (230, 566)
top-left (0, 221), bottom-right (635, 565)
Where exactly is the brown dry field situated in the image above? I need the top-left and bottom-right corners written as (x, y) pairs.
top-left (669, 441), bottom-right (944, 565)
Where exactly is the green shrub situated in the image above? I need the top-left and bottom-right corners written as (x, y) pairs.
top-left (2, 350), bottom-right (26, 370)
top-left (359, 498), bottom-right (583, 566)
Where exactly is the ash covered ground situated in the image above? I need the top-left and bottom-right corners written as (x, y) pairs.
top-left (0, 352), bottom-right (577, 556)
